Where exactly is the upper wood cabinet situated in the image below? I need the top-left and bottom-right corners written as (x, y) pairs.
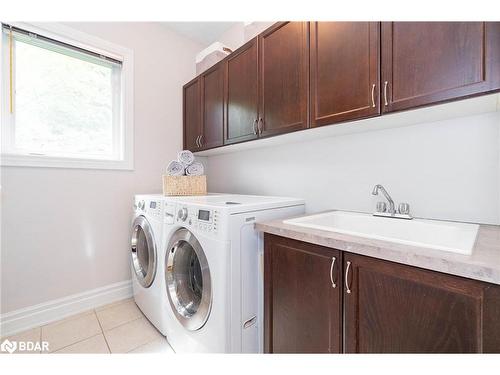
top-left (184, 22), bottom-right (500, 152)
top-left (343, 252), bottom-right (500, 353)
top-left (183, 77), bottom-right (201, 151)
top-left (264, 234), bottom-right (342, 353)
top-left (200, 63), bottom-right (224, 150)
top-left (224, 38), bottom-right (259, 145)
top-left (381, 22), bottom-right (500, 113)
top-left (258, 22), bottom-right (309, 137)
top-left (310, 22), bottom-right (380, 127)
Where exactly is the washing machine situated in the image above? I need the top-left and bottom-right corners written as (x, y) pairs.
top-left (162, 194), bottom-right (305, 353)
top-left (130, 194), bottom-right (170, 335)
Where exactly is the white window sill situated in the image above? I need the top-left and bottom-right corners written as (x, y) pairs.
top-left (0, 153), bottom-right (134, 171)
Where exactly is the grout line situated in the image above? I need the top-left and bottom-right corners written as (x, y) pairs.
top-left (125, 335), bottom-right (163, 354)
top-left (94, 309), bottom-right (112, 354)
top-left (101, 315), bottom-right (144, 334)
top-left (45, 311), bottom-right (102, 354)
top-left (12, 301), bottom-right (143, 354)
top-left (50, 333), bottom-right (103, 354)
top-left (39, 308), bottom-right (95, 330)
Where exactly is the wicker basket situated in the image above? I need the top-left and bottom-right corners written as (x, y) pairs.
top-left (162, 175), bottom-right (207, 196)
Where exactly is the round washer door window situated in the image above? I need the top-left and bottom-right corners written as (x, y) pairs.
top-left (130, 216), bottom-right (157, 288)
top-left (165, 228), bottom-right (212, 331)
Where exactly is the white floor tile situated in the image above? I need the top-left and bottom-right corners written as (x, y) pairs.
top-left (95, 298), bottom-right (133, 312)
top-left (41, 311), bottom-right (102, 352)
top-left (96, 300), bottom-right (143, 331)
top-left (128, 338), bottom-right (175, 354)
top-left (53, 334), bottom-right (110, 354)
top-left (104, 317), bottom-right (162, 353)
top-left (1, 327), bottom-right (42, 354)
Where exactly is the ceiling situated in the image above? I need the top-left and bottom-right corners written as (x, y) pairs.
top-left (163, 22), bottom-right (239, 46)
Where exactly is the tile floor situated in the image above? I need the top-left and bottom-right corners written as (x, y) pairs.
top-left (1, 298), bottom-right (174, 354)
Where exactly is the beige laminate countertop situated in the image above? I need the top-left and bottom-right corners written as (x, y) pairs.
top-left (255, 212), bottom-right (500, 285)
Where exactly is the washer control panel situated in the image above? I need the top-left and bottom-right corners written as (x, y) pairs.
top-left (146, 199), bottom-right (163, 218)
top-left (135, 198), bottom-right (163, 218)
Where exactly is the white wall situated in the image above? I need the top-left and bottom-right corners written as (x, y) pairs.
top-left (207, 112), bottom-right (500, 225)
top-left (0, 22), bottom-right (201, 314)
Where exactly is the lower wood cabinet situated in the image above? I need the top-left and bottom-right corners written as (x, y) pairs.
top-left (264, 234), bottom-right (342, 353)
top-left (264, 234), bottom-right (500, 353)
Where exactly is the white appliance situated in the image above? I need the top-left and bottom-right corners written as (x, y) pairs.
top-left (162, 194), bottom-right (305, 353)
top-left (130, 194), bottom-right (170, 335)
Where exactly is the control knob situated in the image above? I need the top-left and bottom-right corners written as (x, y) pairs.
top-left (178, 207), bottom-right (188, 222)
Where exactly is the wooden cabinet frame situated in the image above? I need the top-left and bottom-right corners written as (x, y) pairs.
top-left (184, 22), bottom-right (500, 152)
top-left (264, 234), bottom-right (500, 353)
top-left (310, 22), bottom-right (380, 127)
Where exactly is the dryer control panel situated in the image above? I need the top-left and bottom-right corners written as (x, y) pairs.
top-left (175, 204), bottom-right (220, 235)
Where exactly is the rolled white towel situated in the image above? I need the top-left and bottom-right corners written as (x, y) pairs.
top-left (166, 160), bottom-right (185, 176)
top-left (177, 150), bottom-right (195, 167)
top-left (185, 162), bottom-right (204, 176)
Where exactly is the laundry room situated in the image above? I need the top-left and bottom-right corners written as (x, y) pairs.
top-left (1, 0), bottom-right (500, 374)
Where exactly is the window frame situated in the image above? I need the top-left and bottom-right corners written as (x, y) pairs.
top-left (0, 22), bottom-right (134, 170)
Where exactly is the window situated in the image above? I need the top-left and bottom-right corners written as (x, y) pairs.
top-left (1, 23), bottom-right (134, 169)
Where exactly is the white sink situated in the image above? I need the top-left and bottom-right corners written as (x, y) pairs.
top-left (283, 211), bottom-right (479, 255)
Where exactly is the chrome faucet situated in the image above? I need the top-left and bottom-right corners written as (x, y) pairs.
top-left (371, 184), bottom-right (412, 220)
top-left (372, 184), bottom-right (395, 215)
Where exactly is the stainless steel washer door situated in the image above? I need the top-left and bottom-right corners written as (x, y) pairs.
top-left (131, 216), bottom-right (157, 288)
top-left (165, 228), bottom-right (212, 331)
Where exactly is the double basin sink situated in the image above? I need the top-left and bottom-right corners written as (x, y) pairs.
top-left (283, 210), bottom-right (479, 255)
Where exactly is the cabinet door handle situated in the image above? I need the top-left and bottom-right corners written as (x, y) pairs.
top-left (199, 134), bottom-right (204, 147)
top-left (195, 135), bottom-right (200, 148)
top-left (258, 118), bottom-right (263, 135)
top-left (345, 261), bottom-right (352, 294)
top-left (383, 81), bottom-right (389, 106)
top-left (253, 119), bottom-right (258, 135)
top-left (330, 256), bottom-right (337, 288)
top-left (371, 83), bottom-right (376, 108)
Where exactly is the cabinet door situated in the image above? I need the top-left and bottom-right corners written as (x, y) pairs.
top-left (310, 22), bottom-right (380, 127)
top-left (200, 63), bottom-right (224, 150)
top-left (264, 234), bottom-right (342, 353)
top-left (259, 22), bottom-right (309, 137)
top-left (183, 77), bottom-right (201, 152)
top-left (343, 253), bottom-right (500, 353)
top-left (381, 22), bottom-right (500, 113)
top-left (225, 38), bottom-right (259, 145)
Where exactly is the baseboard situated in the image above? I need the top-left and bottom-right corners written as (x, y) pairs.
top-left (0, 280), bottom-right (133, 337)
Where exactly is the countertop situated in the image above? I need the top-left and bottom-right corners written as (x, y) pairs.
top-left (255, 212), bottom-right (500, 285)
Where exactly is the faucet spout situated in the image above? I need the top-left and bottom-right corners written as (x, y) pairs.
top-left (372, 184), bottom-right (396, 215)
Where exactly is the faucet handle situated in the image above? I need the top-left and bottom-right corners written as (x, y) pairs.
top-left (376, 201), bottom-right (387, 213)
top-left (398, 203), bottom-right (410, 215)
